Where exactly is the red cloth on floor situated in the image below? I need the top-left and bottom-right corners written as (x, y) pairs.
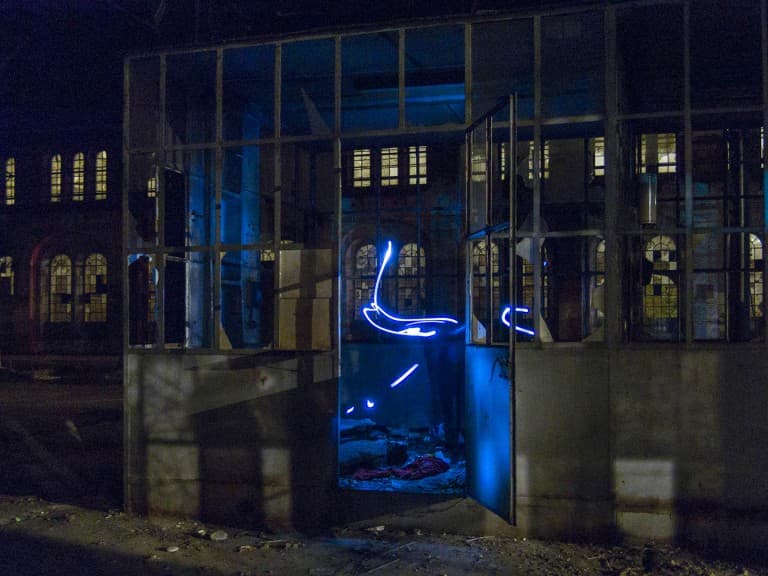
top-left (352, 455), bottom-right (449, 481)
top-left (391, 455), bottom-right (450, 479)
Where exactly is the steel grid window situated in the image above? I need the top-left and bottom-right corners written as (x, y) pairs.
top-left (408, 145), bottom-right (428, 185)
top-left (50, 154), bottom-right (62, 202)
top-left (397, 243), bottom-right (425, 316)
top-left (353, 244), bottom-right (377, 319)
top-left (520, 249), bottom-right (549, 316)
top-left (595, 239), bottom-right (606, 286)
top-left (95, 150), bottom-right (107, 200)
top-left (73, 152), bottom-right (85, 201)
top-left (528, 141), bottom-right (550, 180)
top-left (471, 240), bottom-right (499, 327)
top-left (353, 149), bottom-right (371, 188)
top-left (640, 133), bottom-right (677, 174)
top-left (84, 253), bottom-right (107, 322)
top-left (381, 147), bottom-right (399, 186)
top-left (49, 254), bottom-right (72, 322)
top-left (0, 256), bottom-right (13, 296)
top-left (4, 158), bottom-right (15, 206)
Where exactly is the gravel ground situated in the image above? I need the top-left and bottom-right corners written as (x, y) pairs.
top-left (0, 495), bottom-right (766, 576)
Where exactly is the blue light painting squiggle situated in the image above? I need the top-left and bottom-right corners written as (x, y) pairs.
top-left (501, 306), bottom-right (535, 336)
top-left (390, 363), bottom-right (419, 388)
top-left (343, 361), bottom-right (420, 416)
top-left (362, 241), bottom-right (458, 337)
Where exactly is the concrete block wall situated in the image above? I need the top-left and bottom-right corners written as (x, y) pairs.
top-left (124, 351), bottom-right (338, 531)
top-left (515, 345), bottom-right (768, 554)
top-left (125, 344), bottom-right (768, 555)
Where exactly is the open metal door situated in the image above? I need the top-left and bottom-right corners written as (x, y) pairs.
top-left (465, 96), bottom-right (517, 522)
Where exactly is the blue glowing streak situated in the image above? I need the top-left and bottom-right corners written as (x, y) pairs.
top-left (362, 241), bottom-right (458, 338)
top-left (501, 306), bottom-right (536, 336)
top-left (366, 399), bottom-right (375, 409)
top-left (389, 363), bottom-right (419, 388)
top-left (345, 406), bottom-right (355, 415)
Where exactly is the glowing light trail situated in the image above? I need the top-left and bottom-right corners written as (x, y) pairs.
top-left (501, 305), bottom-right (535, 336)
top-left (389, 363), bottom-right (419, 388)
top-left (362, 241), bottom-right (458, 337)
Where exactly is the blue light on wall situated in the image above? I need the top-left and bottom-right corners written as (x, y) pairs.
top-left (362, 241), bottom-right (458, 337)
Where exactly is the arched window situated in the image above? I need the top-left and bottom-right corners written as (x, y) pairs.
top-left (49, 254), bottom-right (72, 322)
top-left (0, 256), bottom-right (13, 296)
top-left (471, 240), bottom-right (499, 326)
top-left (84, 253), bottom-right (107, 322)
top-left (72, 152), bottom-right (85, 201)
top-left (749, 233), bottom-right (763, 319)
top-left (95, 150), bottom-right (107, 200)
top-left (397, 243), bottom-right (425, 316)
top-left (50, 154), bottom-right (62, 202)
top-left (5, 158), bottom-right (15, 206)
top-left (643, 235), bottom-right (678, 322)
top-left (353, 243), bottom-right (377, 319)
top-left (147, 176), bottom-right (158, 198)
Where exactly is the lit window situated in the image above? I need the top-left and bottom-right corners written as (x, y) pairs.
top-left (72, 152), bottom-right (85, 201)
top-left (500, 142), bottom-right (507, 181)
top-left (528, 141), bottom-right (550, 180)
top-left (353, 149), bottom-right (371, 188)
top-left (749, 233), bottom-right (763, 319)
top-left (260, 249), bottom-right (275, 262)
top-left (5, 158), bottom-right (15, 206)
top-left (49, 254), bottom-right (72, 322)
top-left (51, 154), bottom-right (62, 202)
top-left (591, 137), bottom-right (605, 177)
top-left (640, 134), bottom-right (677, 174)
top-left (147, 176), bottom-right (158, 198)
top-left (471, 148), bottom-right (487, 183)
top-left (397, 243), bottom-right (425, 316)
top-left (408, 145), bottom-right (428, 185)
top-left (95, 150), bottom-right (107, 200)
top-left (0, 256), bottom-right (14, 296)
top-left (353, 244), bottom-right (377, 319)
top-left (84, 253), bottom-right (107, 322)
top-left (381, 147), bottom-right (399, 186)
top-left (643, 235), bottom-right (678, 320)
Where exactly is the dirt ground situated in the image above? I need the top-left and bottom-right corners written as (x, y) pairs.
top-left (1, 370), bottom-right (767, 575)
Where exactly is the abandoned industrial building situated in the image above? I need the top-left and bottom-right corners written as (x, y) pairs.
top-left (0, 142), bottom-right (122, 358)
top-left (0, 0), bottom-right (739, 559)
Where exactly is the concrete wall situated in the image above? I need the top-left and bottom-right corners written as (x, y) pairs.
top-left (125, 344), bottom-right (768, 555)
top-left (515, 347), bottom-right (613, 539)
top-left (514, 345), bottom-right (768, 556)
top-left (124, 351), bottom-right (338, 531)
